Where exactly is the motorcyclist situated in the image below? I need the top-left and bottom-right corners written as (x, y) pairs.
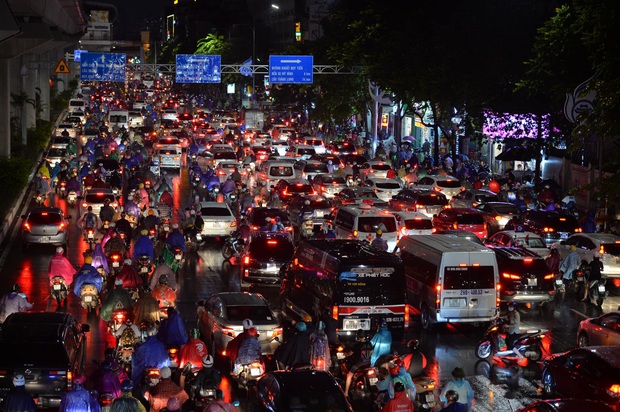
top-left (157, 307), bottom-right (189, 348)
top-left (309, 321), bottom-right (330, 371)
top-left (275, 321), bottom-right (311, 370)
top-left (0, 284), bottom-right (33, 323)
top-left (179, 329), bottom-right (209, 370)
top-left (150, 260), bottom-right (178, 291)
top-left (34, 172), bottom-right (52, 198)
top-left (72, 256), bottom-right (103, 298)
top-left (221, 175), bottom-right (236, 196)
top-left (234, 327), bottom-right (262, 374)
top-left (582, 252), bottom-right (604, 302)
top-left (343, 329), bottom-right (374, 397)
top-left (92, 360), bottom-right (122, 399)
top-left (65, 173), bottom-right (81, 196)
top-left (117, 380), bottom-right (146, 412)
top-left (239, 189), bottom-right (254, 214)
top-left (187, 355), bottom-right (222, 399)
top-left (504, 301), bottom-right (524, 362)
top-left (58, 373), bottom-right (101, 412)
top-left (0, 375), bottom-right (36, 411)
top-left (381, 382), bottom-right (413, 412)
top-left (100, 198), bottom-right (116, 225)
top-left (226, 319), bottom-right (254, 365)
top-left (233, 218), bottom-right (251, 243)
top-left (165, 223), bottom-right (187, 253)
top-left (137, 183), bottom-right (149, 210)
top-left (48, 246), bottom-right (76, 289)
top-left (388, 358), bottom-right (416, 401)
top-left (144, 366), bottom-right (188, 412)
top-left (101, 279), bottom-right (134, 322)
top-left (104, 230), bottom-right (128, 258)
top-left (202, 391), bottom-right (236, 412)
top-left (131, 327), bottom-right (170, 386)
top-left (370, 320), bottom-right (392, 366)
top-left (152, 274), bottom-right (177, 310)
top-left (141, 209), bottom-right (160, 231)
top-left (115, 212), bottom-right (133, 244)
top-left (117, 258), bottom-right (143, 290)
top-left (546, 247), bottom-right (561, 275)
top-left (133, 229), bottom-right (155, 261)
top-left (124, 195), bottom-right (141, 220)
top-left (78, 205), bottom-right (101, 232)
top-left (133, 286), bottom-right (161, 326)
top-left (559, 245), bottom-right (581, 283)
top-left (370, 230), bottom-right (389, 252)
top-left (91, 242), bottom-right (110, 275)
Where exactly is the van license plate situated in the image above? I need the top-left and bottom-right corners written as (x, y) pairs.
top-left (250, 368), bottom-right (262, 377)
top-left (113, 262), bottom-right (120, 268)
top-left (528, 278), bottom-right (537, 286)
top-left (447, 298), bottom-right (466, 308)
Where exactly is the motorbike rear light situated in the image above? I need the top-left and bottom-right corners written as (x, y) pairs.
top-left (608, 384), bottom-right (620, 397)
top-left (404, 305), bottom-right (410, 328)
top-left (82, 202), bottom-right (88, 208)
top-left (544, 274), bottom-right (554, 280)
top-left (332, 305), bottom-right (338, 320)
top-left (353, 230), bottom-right (358, 237)
top-left (272, 327), bottom-right (283, 338)
top-left (66, 371), bottom-right (72, 390)
top-left (600, 246), bottom-right (605, 255)
top-left (453, 222), bottom-right (458, 230)
top-left (435, 285), bottom-right (441, 308)
top-left (367, 369), bottom-right (376, 377)
top-left (115, 312), bottom-right (125, 322)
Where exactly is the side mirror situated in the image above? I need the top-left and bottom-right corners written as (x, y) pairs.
top-left (81, 324), bottom-right (91, 333)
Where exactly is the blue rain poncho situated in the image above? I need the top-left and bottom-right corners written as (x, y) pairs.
top-left (370, 324), bottom-right (392, 367)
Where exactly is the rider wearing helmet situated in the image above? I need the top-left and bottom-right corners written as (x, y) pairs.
top-left (343, 329), bottom-right (374, 397)
top-left (72, 256), bottom-right (103, 298)
top-left (48, 246), bottom-right (76, 291)
top-left (134, 229), bottom-right (155, 261)
top-left (226, 319), bottom-right (254, 365)
top-left (504, 301), bottom-right (523, 362)
top-left (234, 327), bottom-right (262, 374)
top-left (179, 329), bottom-right (209, 370)
top-left (100, 278), bottom-right (134, 323)
top-left (131, 327), bottom-right (170, 386)
top-left (381, 382), bottom-right (414, 412)
top-left (0, 284), bottom-right (33, 323)
top-left (370, 229), bottom-right (389, 251)
top-left (152, 274), bottom-right (177, 309)
top-left (92, 360), bottom-right (122, 399)
top-left (117, 380), bottom-right (146, 412)
top-left (275, 321), bottom-right (311, 370)
top-left (157, 307), bottom-right (189, 348)
top-left (188, 354), bottom-right (222, 401)
top-left (0, 375), bottom-right (36, 412)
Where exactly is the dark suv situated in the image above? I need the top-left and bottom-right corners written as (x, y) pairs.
top-left (0, 312), bottom-right (90, 407)
top-left (490, 247), bottom-right (555, 316)
top-left (504, 210), bottom-right (580, 246)
top-left (247, 207), bottom-right (292, 233)
top-left (241, 232), bottom-right (295, 285)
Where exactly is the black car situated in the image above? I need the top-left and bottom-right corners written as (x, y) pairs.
top-left (505, 210), bottom-right (580, 246)
top-left (274, 178), bottom-right (316, 203)
top-left (241, 232), bottom-right (295, 285)
top-left (0, 312), bottom-right (90, 408)
top-left (286, 195), bottom-right (333, 239)
top-left (248, 370), bottom-right (353, 412)
top-left (388, 188), bottom-right (448, 217)
top-left (247, 207), bottom-right (293, 233)
top-left (490, 247), bottom-right (555, 316)
top-left (333, 187), bottom-right (387, 207)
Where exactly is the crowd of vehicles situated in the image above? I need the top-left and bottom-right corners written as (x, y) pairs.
top-left (3, 73), bottom-right (620, 412)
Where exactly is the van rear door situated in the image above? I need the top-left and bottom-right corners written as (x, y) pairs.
top-left (440, 253), bottom-right (497, 320)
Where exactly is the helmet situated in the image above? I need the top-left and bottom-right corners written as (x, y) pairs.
top-left (172, 223), bottom-right (179, 229)
top-left (141, 229), bottom-right (148, 236)
top-left (56, 246), bottom-right (64, 254)
top-left (160, 367), bottom-right (172, 379)
top-left (407, 339), bottom-right (420, 350)
top-left (190, 209), bottom-right (196, 215)
top-left (394, 382), bottom-right (405, 392)
top-left (248, 327), bottom-right (259, 337)
top-left (13, 375), bottom-right (25, 387)
top-left (570, 245), bottom-right (577, 251)
top-left (302, 314), bottom-right (312, 322)
top-left (317, 321), bottom-right (325, 331)
top-left (296, 322), bottom-right (307, 332)
top-left (376, 230), bottom-right (383, 236)
top-left (158, 275), bottom-right (169, 285)
top-left (127, 195), bottom-right (134, 201)
top-left (121, 212), bottom-right (126, 218)
top-left (148, 209), bottom-right (155, 216)
top-left (242, 319), bottom-right (253, 330)
top-left (115, 278), bottom-right (123, 286)
top-left (304, 200), bottom-right (311, 206)
top-left (11, 284), bottom-right (20, 293)
top-left (73, 373), bottom-right (86, 385)
top-left (203, 354), bottom-right (214, 367)
top-left (104, 198), bottom-right (111, 205)
top-left (166, 397), bottom-right (181, 411)
top-left (121, 379), bottom-right (133, 392)
top-left (124, 258), bottom-right (132, 265)
top-left (508, 301), bottom-right (518, 309)
top-left (84, 256), bottom-right (93, 265)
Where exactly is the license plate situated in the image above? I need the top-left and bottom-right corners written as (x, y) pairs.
top-left (141, 267), bottom-right (148, 273)
top-left (369, 377), bottom-right (378, 386)
top-left (68, 195), bottom-right (76, 201)
top-left (164, 226), bottom-right (170, 232)
top-left (112, 262), bottom-right (120, 268)
top-left (426, 394), bottom-right (435, 402)
top-left (315, 210), bottom-right (324, 218)
top-left (336, 352), bottom-right (345, 360)
top-left (88, 233), bottom-right (94, 239)
top-left (84, 295), bottom-right (93, 302)
top-left (447, 298), bottom-right (467, 308)
top-left (577, 276), bottom-right (584, 282)
top-left (560, 232), bottom-right (569, 239)
top-left (175, 254), bottom-right (182, 260)
top-left (528, 278), bottom-right (537, 286)
top-left (555, 279), bottom-right (563, 286)
top-left (343, 319), bottom-right (370, 331)
top-left (196, 235), bottom-right (202, 241)
top-left (250, 368), bottom-right (262, 377)
top-left (599, 285), bottom-right (606, 293)
top-left (53, 284), bottom-right (62, 290)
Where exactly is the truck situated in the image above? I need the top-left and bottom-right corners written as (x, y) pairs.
top-left (243, 109), bottom-right (265, 131)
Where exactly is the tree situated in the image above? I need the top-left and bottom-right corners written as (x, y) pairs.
top-left (195, 33), bottom-right (230, 55)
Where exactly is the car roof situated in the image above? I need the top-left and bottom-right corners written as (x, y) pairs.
top-left (571, 233), bottom-right (620, 243)
top-left (440, 207), bottom-right (483, 215)
top-left (85, 188), bottom-right (114, 195)
top-left (491, 246), bottom-right (544, 260)
top-left (198, 201), bottom-right (230, 209)
top-left (367, 178), bottom-right (400, 183)
top-left (28, 206), bottom-right (63, 215)
top-left (215, 292), bottom-right (267, 306)
top-left (494, 230), bottom-right (542, 239)
top-left (390, 211), bottom-right (431, 219)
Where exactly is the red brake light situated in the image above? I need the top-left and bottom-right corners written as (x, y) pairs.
top-left (502, 273), bottom-right (520, 280)
top-left (23, 222), bottom-right (31, 231)
top-left (244, 256), bottom-right (250, 265)
top-left (523, 258), bottom-right (533, 263)
top-left (332, 305), bottom-right (338, 320)
top-left (267, 240), bottom-right (278, 245)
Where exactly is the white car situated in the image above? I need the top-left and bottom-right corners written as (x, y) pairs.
top-left (157, 147), bottom-right (182, 170)
top-left (362, 178), bottom-right (403, 202)
top-left (416, 175), bottom-right (465, 199)
top-left (271, 140), bottom-right (290, 157)
top-left (285, 145), bottom-right (315, 160)
top-left (359, 161), bottom-right (393, 181)
top-left (215, 161), bottom-right (244, 183)
top-left (162, 109), bottom-right (179, 121)
top-left (302, 136), bottom-right (326, 154)
top-left (556, 233), bottom-right (620, 277)
top-left (197, 202), bottom-right (237, 238)
top-left (486, 230), bottom-right (550, 257)
top-left (391, 211), bottom-right (434, 236)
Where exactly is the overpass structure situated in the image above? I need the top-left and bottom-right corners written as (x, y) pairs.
top-left (0, 0), bottom-right (87, 157)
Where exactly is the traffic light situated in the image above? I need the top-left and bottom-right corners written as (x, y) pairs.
top-left (295, 22), bottom-right (301, 42)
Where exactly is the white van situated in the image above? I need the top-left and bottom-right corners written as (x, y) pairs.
top-left (257, 161), bottom-right (297, 189)
top-left (108, 110), bottom-right (129, 131)
top-left (395, 235), bottom-right (499, 330)
top-left (391, 211), bottom-right (434, 236)
top-left (68, 99), bottom-right (85, 112)
top-left (332, 205), bottom-right (399, 251)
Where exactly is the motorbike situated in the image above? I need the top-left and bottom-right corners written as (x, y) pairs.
top-left (108, 252), bottom-right (123, 275)
top-left (136, 255), bottom-right (153, 283)
top-left (159, 218), bottom-right (171, 240)
top-left (233, 360), bottom-right (265, 390)
top-left (583, 278), bottom-right (608, 307)
top-left (34, 191), bottom-right (46, 206)
top-left (190, 378), bottom-right (219, 410)
top-left (475, 317), bottom-right (546, 361)
top-left (50, 276), bottom-right (68, 306)
top-left (191, 174), bottom-right (202, 189)
top-left (99, 392), bottom-right (115, 412)
top-left (79, 283), bottom-right (99, 313)
top-left (85, 227), bottom-right (96, 250)
top-left (109, 308), bottom-right (131, 335)
top-left (168, 345), bottom-right (181, 367)
top-left (58, 180), bottom-right (67, 197)
top-left (222, 236), bottom-right (245, 260)
top-left (67, 190), bottom-right (78, 206)
top-left (172, 246), bottom-right (184, 266)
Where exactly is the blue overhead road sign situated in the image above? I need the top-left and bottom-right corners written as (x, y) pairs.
top-left (176, 54), bottom-right (221, 83)
top-left (80, 53), bottom-right (126, 82)
top-left (269, 55), bottom-right (313, 84)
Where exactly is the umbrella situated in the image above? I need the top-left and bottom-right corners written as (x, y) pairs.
top-left (402, 136), bottom-right (416, 142)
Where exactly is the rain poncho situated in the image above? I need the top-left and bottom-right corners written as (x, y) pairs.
top-left (165, 230), bottom-right (186, 253)
top-left (205, 174), bottom-right (220, 191)
top-left (275, 330), bottom-right (311, 369)
top-left (58, 383), bottom-right (101, 412)
top-left (440, 379), bottom-right (474, 412)
top-left (73, 264), bottom-right (103, 296)
top-left (157, 310), bottom-right (189, 346)
top-left (309, 330), bottom-right (331, 371)
top-left (124, 199), bottom-right (141, 218)
top-left (179, 338), bottom-right (208, 369)
top-left (91, 243), bottom-right (110, 274)
top-left (381, 390), bottom-right (413, 412)
top-left (152, 284), bottom-right (176, 308)
top-left (236, 336), bottom-right (262, 366)
top-left (370, 325), bottom-right (392, 367)
top-left (133, 292), bottom-right (161, 327)
top-left (149, 264), bottom-right (177, 293)
top-left (131, 336), bottom-right (170, 385)
top-left (92, 368), bottom-right (122, 399)
top-left (117, 265), bottom-right (143, 289)
top-left (0, 292), bottom-right (33, 322)
top-left (48, 251), bottom-right (77, 285)
top-left (0, 385), bottom-right (37, 412)
top-left (133, 235), bottom-right (154, 260)
top-left (560, 250), bottom-right (581, 280)
top-left (390, 366), bottom-right (416, 401)
top-left (101, 285), bottom-right (134, 322)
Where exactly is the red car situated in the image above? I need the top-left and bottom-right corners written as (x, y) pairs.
top-left (542, 346), bottom-right (620, 411)
top-left (432, 208), bottom-right (488, 239)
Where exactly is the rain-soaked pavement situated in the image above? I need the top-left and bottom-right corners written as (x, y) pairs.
top-left (1, 162), bottom-right (619, 411)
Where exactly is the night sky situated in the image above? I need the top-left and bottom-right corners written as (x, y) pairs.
top-left (94, 0), bottom-right (167, 39)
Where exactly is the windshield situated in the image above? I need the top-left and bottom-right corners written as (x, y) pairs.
top-left (456, 214), bottom-right (484, 225)
top-left (602, 243), bottom-right (620, 256)
top-left (376, 182), bottom-right (401, 190)
top-left (305, 139), bottom-right (323, 146)
top-left (109, 115), bottom-right (127, 123)
top-left (443, 266), bottom-right (495, 290)
top-left (372, 164), bottom-right (392, 171)
top-left (249, 238), bottom-right (295, 259)
top-left (475, 193), bottom-right (500, 203)
top-left (493, 204), bottom-right (521, 215)
top-left (226, 305), bottom-right (274, 322)
top-left (269, 166), bottom-right (294, 177)
top-left (158, 149), bottom-right (179, 155)
top-left (0, 343), bottom-right (69, 367)
top-left (517, 236), bottom-right (546, 248)
top-left (404, 218), bottom-right (433, 230)
top-left (85, 193), bottom-right (115, 203)
top-left (297, 148), bottom-right (316, 155)
top-left (417, 194), bottom-right (448, 206)
top-left (304, 164), bottom-right (329, 173)
top-left (47, 149), bottom-right (66, 157)
top-left (214, 152), bottom-right (236, 160)
top-left (339, 266), bottom-right (405, 306)
top-left (201, 207), bottom-right (232, 217)
top-left (437, 180), bottom-right (462, 188)
top-left (358, 216), bottom-right (397, 233)
top-left (320, 176), bottom-right (346, 184)
top-left (28, 212), bottom-right (62, 224)
top-left (286, 184), bottom-right (313, 194)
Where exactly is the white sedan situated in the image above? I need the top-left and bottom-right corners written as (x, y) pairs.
top-left (361, 178), bottom-right (403, 202)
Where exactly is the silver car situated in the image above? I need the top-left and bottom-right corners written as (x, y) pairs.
top-left (21, 207), bottom-right (70, 250)
top-left (196, 292), bottom-right (282, 357)
top-left (197, 202), bottom-right (237, 238)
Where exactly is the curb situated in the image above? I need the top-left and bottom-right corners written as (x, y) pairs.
top-left (0, 109), bottom-right (68, 248)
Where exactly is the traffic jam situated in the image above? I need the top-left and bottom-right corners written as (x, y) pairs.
top-left (1, 71), bottom-right (620, 412)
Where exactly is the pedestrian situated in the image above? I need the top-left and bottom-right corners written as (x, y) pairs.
top-left (439, 367), bottom-right (474, 412)
top-left (440, 390), bottom-right (467, 412)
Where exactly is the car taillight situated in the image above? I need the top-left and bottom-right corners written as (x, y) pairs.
top-left (436, 284), bottom-right (441, 309)
top-left (23, 222), bottom-right (31, 232)
top-left (503, 273), bottom-right (520, 280)
top-left (404, 305), bottom-right (410, 329)
top-left (66, 371), bottom-right (72, 390)
top-left (58, 223), bottom-right (65, 232)
top-left (272, 327), bottom-right (283, 338)
top-left (434, 186), bottom-right (443, 191)
top-left (244, 255), bottom-right (250, 265)
top-left (543, 227), bottom-right (555, 232)
top-left (82, 202), bottom-right (88, 208)
top-left (600, 246), bottom-right (605, 255)
top-left (453, 222), bottom-right (458, 230)
top-left (544, 274), bottom-right (554, 280)
top-left (367, 369), bottom-right (376, 377)
top-left (353, 230), bottom-right (358, 237)
top-left (230, 221), bottom-right (237, 227)
top-left (332, 305), bottom-right (338, 320)
top-left (608, 384), bottom-right (620, 397)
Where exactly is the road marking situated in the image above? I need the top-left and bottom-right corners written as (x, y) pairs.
top-left (570, 308), bottom-right (589, 319)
